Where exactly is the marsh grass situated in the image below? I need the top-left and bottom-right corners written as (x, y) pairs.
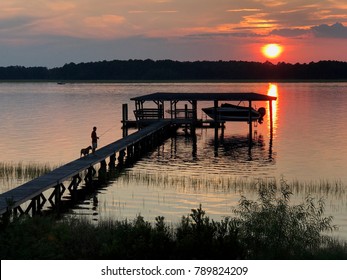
top-left (0, 162), bottom-right (60, 194)
top-left (1, 179), bottom-right (346, 260)
top-left (0, 161), bottom-right (57, 180)
top-left (122, 171), bottom-right (347, 197)
top-left (121, 170), bottom-right (262, 192)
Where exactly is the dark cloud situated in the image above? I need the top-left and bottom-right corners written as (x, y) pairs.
top-left (187, 32), bottom-right (265, 38)
top-left (311, 22), bottom-right (347, 38)
top-left (269, 22), bottom-right (347, 39)
top-left (0, 17), bottom-right (35, 30)
top-left (270, 28), bottom-right (309, 37)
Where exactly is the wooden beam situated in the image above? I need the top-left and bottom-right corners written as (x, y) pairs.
top-left (248, 100), bottom-right (253, 147)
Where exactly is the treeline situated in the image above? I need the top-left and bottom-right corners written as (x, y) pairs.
top-left (1, 59), bottom-right (347, 80)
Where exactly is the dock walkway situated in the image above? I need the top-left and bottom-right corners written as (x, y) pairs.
top-left (0, 121), bottom-right (172, 216)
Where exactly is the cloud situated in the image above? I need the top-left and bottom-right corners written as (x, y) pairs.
top-left (227, 9), bottom-right (261, 12)
top-left (0, 16), bottom-right (35, 31)
top-left (255, 0), bottom-right (287, 8)
top-left (270, 28), bottom-right (309, 37)
top-left (187, 31), bottom-right (264, 38)
top-left (47, 2), bottom-right (76, 12)
top-left (270, 22), bottom-right (347, 39)
top-left (311, 22), bottom-right (347, 38)
top-left (84, 15), bottom-right (125, 28)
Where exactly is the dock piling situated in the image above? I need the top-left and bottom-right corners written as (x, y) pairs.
top-left (122, 103), bottom-right (129, 137)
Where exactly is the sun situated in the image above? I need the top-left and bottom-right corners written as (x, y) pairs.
top-left (261, 43), bottom-right (283, 59)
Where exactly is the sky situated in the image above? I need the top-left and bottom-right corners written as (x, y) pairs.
top-left (1, 0), bottom-right (347, 67)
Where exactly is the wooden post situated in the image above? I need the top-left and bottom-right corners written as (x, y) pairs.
top-left (159, 103), bottom-right (163, 119)
top-left (213, 100), bottom-right (218, 123)
top-left (214, 100), bottom-right (219, 156)
top-left (122, 103), bottom-right (128, 137)
top-left (269, 100), bottom-right (273, 132)
top-left (85, 167), bottom-right (96, 184)
top-left (54, 183), bottom-right (61, 210)
top-left (32, 197), bottom-right (37, 215)
top-left (117, 149), bottom-right (126, 168)
top-left (100, 160), bottom-right (107, 170)
top-left (99, 160), bottom-right (107, 182)
top-left (109, 154), bottom-right (116, 168)
top-left (170, 101), bottom-right (173, 120)
top-left (127, 145), bottom-right (133, 162)
top-left (192, 128), bottom-right (197, 158)
top-left (269, 100), bottom-right (274, 159)
top-left (184, 104), bottom-right (188, 135)
top-left (248, 100), bottom-right (253, 147)
top-left (192, 100), bottom-right (197, 128)
top-left (221, 123), bottom-right (225, 143)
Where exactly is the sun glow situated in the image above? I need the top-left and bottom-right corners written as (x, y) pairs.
top-left (267, 83), bottom-right (278, 97)
top-left (262, 43), bottom-right (283, 59)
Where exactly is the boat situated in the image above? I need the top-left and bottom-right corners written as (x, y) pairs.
top-left (202, 103), bottom-right (266, 123)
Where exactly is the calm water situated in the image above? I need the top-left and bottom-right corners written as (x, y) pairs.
top-left (1, 82), bottom-right (347, 240)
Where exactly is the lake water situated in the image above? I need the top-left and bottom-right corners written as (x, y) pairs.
top-left (1, 82), bottom-right (347, 240)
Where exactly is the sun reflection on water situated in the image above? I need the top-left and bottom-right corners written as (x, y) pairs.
top-left (267, 83), bottom-right (278, 131)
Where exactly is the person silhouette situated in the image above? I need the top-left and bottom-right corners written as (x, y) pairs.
top-left (91, 126), bottom-right (99, 154)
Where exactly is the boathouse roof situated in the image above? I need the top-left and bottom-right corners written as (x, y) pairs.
top-left (131, 92), bottom-right (276, 102)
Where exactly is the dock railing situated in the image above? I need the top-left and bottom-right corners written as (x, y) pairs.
top-left (134, 108), bottom-right (164, 121)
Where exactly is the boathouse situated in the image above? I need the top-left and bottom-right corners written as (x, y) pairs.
top-left (125, 92), bottom-right (276, 142)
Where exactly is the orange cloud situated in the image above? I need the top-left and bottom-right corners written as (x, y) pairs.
top-left (128, 10), bottom-right (148, 14)
top-left (227, 9), bottom-right (261, 12)
top-left (82, 15), bottom-right (126, 38)
top-left (84, 15), bottom-right (125, 27)
top-left (241, 13), bottom-right (279, 32)
top-left (47, 2), bottom-right (76, 12)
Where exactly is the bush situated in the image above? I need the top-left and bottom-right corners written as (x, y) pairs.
top-left (175, 204), bottom-right (244, 259)
top-left (232, 179), bottom-right (337, 259)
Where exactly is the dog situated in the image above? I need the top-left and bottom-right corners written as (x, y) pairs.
top-left (80, 146), bottom-right (92, 157)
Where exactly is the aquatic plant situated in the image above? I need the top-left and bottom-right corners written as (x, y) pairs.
top-left (0, 161), bottom-right (58, 180)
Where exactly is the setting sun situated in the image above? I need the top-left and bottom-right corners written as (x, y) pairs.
top-left (261, 44), bottom-right (283, 59)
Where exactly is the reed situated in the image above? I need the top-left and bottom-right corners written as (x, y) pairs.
top-left (118, 171), bottom-right (347, 201)
top-left (0, 161), bottom-right (58, 180)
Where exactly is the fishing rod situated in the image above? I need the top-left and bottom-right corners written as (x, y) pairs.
top-left (98, 124), bottom-right (118, 138)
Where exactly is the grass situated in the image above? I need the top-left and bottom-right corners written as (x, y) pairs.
top-left (1, 179), bottom-right (346, 260)
top-left (0, 161), bottom-right (57, 180)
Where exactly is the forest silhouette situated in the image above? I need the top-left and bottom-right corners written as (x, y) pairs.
top-left (1, 59), bottom-right (347, 80)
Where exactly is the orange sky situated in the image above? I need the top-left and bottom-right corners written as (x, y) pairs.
top-left (0, 0), bottom-right (347, 67)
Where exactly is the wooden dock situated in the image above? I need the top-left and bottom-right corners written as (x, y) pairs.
top-left (0, 121), bottom-right (173, 216)
top-left (1, 91), bottom-right (276, 218)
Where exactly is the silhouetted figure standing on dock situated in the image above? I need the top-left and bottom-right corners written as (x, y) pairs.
top-left (91, 126), bottom-right (99, 154)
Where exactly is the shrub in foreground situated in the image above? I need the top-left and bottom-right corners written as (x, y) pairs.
top-left (231, 179), bottom-right (337, 259)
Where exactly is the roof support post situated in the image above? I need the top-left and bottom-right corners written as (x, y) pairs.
top-left (269, 100), bottom-right (273, 132)
top-left (248, 100), bottom-right (253, 147)
top-left (122, 103), bottom-right (128, 137)
top-left (213, 100), bottom-right (218, 122)
top-left (269, 100), bottom-right (274, 159)
top-left (214, 100), bottom-right (219, 155)
top-left (192, 100), bottom-right (197, 123)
